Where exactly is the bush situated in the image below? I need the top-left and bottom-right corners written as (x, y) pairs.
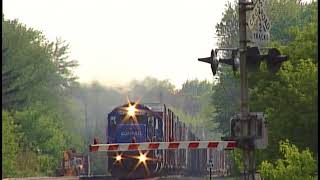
top-left (259, 140), bottom-right (317, 180)
top-left (2, 111), bottom-right (21, 178)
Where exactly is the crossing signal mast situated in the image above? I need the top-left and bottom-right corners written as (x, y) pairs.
top-left (198, 0), bottom-right (288, 179)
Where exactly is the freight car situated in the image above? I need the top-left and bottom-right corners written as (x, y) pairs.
top-left (105, 102), bottom-right (231, 179)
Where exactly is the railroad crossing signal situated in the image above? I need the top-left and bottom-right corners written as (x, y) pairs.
top-left (246, 46), bottom-right (288, 73)
top-left (199, 47), bottom-right (288, 74)
top-left (246, 46), bottom-right (263, 72)
top-left (198, 49), bottom-right (219, 76)
top-left (198, 48), bottom-right (240, 76)
top-left (219, 49), bottom-right (240, 75)
top-left (197, 1), bottom-right (286, 178)
top-left (266, 48), bottom-right (289, 73)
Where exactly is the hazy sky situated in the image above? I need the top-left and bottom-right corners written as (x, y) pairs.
top-left (3, 0), bottom-right (234, 89)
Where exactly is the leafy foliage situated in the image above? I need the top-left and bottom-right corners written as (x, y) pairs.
top-left (251, 59), bottom-right (318, 160)
top-left (180, 79), bottom-right (212, 97)
top-left (265, 0), bottom-right (317, 44)
top-left (2, 17), bottom-right (83, 177)
top-left (14, 104), bottom-right (67, 172)
top-left (210, 68), bottom-right (240, 135)
top-left (215, 0), bottom-right (239, 49)
top-left (2, 18), bottom-right (79, 109)
top-left (281, 9), bottom-right (318, 64)
top-left (2, 19), bottom-right (54, 109)
top-left (259, 140), bottom-right (317, 180)
top-left (2, 111), bottom-right (21, 178)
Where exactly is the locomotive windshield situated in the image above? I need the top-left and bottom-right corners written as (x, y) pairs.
top-left (119, 114), bottom-right (147, 123)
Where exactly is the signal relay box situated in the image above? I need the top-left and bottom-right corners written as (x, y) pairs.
top-left (229, 112), bottom-right (268, 149)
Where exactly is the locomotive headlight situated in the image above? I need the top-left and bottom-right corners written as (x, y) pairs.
top-left (116, 154), bottom-right (122, 161)
top-left (132, 151), bottom-right (156, 175)
top-left (138, 154), bottom-right (147, 163)
top-left (121, 99), bottom-right (141, 124)
top-left (127, 105), bottom-right (136, 117)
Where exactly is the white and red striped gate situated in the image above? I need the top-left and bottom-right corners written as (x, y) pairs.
top-left (89, 140), bottom-right (237, 152)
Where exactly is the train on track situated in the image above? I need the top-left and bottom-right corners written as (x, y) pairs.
top-left (103, 102), bottom-right (232, 179)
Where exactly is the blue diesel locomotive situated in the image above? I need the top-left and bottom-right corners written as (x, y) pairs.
top-left (106, 102), bottom-right (227, 179)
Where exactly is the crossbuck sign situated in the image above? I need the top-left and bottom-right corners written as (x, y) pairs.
top-left (248, 0), bottom-right (271, 43)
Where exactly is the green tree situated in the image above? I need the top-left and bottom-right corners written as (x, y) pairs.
top-left (13, 103), bottom-right (67, 175)
top-left (259, 140), bottom-right (317, 180)
top-left (210, 68), bottom-right (240, 135)
top-left (2, 111), bottom-right (21, 178)
top-left (215, 1), bottom-right (239, 49)
top-left (265, 0), bottom-right (316, 44)
top-left (251, 59), bottom-right (318, 160)
top-left (2, 17), bottom-right (84, 176)
top-left (2, 19), bottom-right (55, 109)
top-left (180, 79), bottom-right (212, 97)
top-left (128, 77), bottom-right (176, 104)
top-left (249, 6), bottom-right (318, 159)
top-left (2, 18), bottom-right (78, 110)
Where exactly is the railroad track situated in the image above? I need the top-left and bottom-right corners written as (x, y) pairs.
top-left (79, 175), bottom-right (205, 180)
top-left (3, 177), bottom-right (78, 180)
top-left (3, 175), bottom-right (209, 180)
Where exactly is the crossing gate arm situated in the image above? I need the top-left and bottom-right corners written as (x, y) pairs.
top-left (89, 141), bottom-right (237, 152)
